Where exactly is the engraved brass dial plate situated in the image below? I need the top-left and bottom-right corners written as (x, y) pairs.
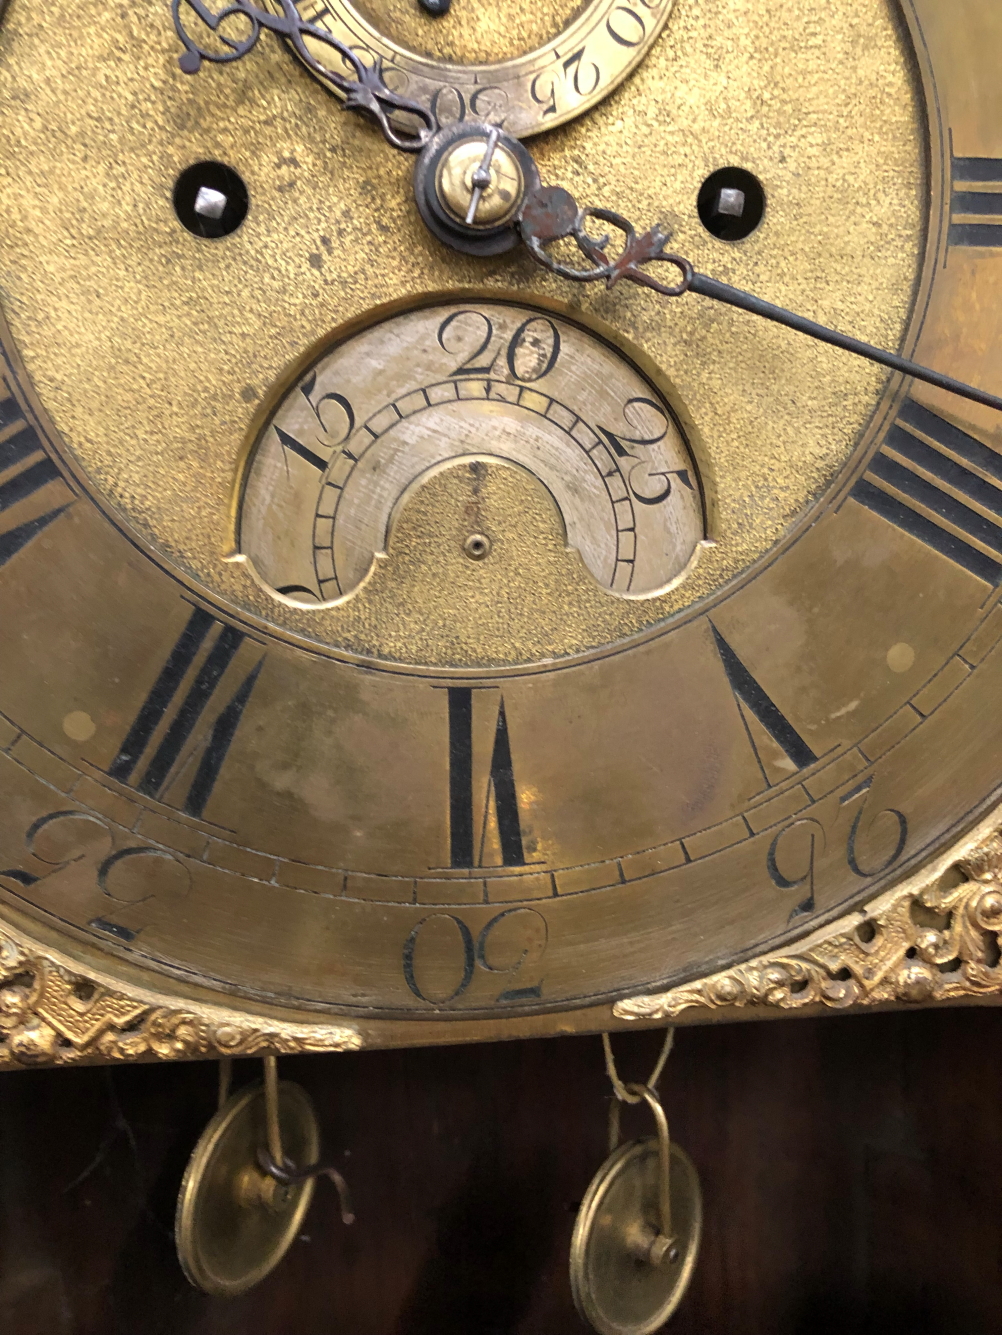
top-left (238, 298), bottom-right (705, 603)
top-left (1, 0), bottom-right (1002, 1052)
top-left (262, 0), bottom-right (680, 138)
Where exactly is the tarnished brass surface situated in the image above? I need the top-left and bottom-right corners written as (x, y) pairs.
top-left (237, 297), bottom-right (705, 616)
top-left (4, 804), bottom-right (1002, 1069)
top-left (570, 1140), bottom-right (702, 1335)
top-left (615, 803), bottom-right (1002, 1023)
top-left (436, 139), bottom-right (524, 225)
top-left (0, 0), bottom-right (1001, 1056)
top-left (262, 0), bottom-right (680, 138)
top-left (0, 0), bottom-right (923, 651)
top-left (175, 1080), bottom-right (319, 1296)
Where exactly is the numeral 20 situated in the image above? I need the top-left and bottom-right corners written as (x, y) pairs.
top-left (436, 311), bottom-right (561, 382)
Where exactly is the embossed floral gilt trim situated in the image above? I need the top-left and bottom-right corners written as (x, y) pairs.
top-left (615, 811), bottom-right (1002, 1024)
top-left (0, 925), bottom-right (361, 1069)
top-left (4, 816), bottom-right (1002, 1066)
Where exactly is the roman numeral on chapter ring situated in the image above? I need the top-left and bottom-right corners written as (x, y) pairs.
top-left (0, 385), bottom-right (72, 568)
top-left (710, 624), bottom-right (818, 788)
top-left (447, 687), bottom-right (526, 869)
top-left (850, 399), bottom-right (1002, 584)
top-left (108, 607), bottom-right (264, 819)
top-left (950, 155), bottom-right (1002, 248)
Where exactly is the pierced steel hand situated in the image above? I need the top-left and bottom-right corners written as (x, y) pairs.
top-left (518, 182), bottom-right (1002, 417)
top-left (466, 127), bottom-right (501, 225)
top-left (164, 4), bottom-right (1002, 421)
top-left (171, 0), bottom-right (435, 152)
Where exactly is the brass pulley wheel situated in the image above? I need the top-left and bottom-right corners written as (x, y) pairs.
top-left (570, 1137), bottom-right (702, 1335)
top-left (175, 1079), bottom-right (320, 1297)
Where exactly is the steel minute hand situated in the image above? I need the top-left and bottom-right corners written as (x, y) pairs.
top-left (162, 2), bottom-right (1002, 421)
top-left (518, 184), bottom-right (1002, 418)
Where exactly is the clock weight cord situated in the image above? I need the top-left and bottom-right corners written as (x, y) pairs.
top-left (570, 1030), bottom-right (703, 1335)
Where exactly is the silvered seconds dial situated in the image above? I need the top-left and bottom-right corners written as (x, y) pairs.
top-left (0, 0), bottom-right (1001, 1063)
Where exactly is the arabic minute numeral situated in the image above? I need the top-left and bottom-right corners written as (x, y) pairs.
top-left (597, 397), bottom-right (692, 506)
top-left (767, 818), bottom-right (825, 918)
top-left (768, 779), bottom-right (908, 919)
top-left (430, 85), bottom-right (467, 126)
top-left (299, 370), bottom-right (355, 444)
top-left (436, 311), bottom-right (562, 382)
top-left (0, 809), bottom-right (191, 944)
top-left (403, 907), bottom-right (548, 1005)
top-left (841, 778), bottom-right (907, 879)
top-left (606, 5), bottom-right (646, 46)
top-left (562, 47), bottom-right (601, 98)
top-left (530, 71), bottom-right (558, 118)
top-left (439, 310), bottom-right (495, 376)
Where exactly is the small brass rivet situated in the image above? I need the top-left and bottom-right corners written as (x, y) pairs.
top-left (463, 533), bottom-right (492, 560)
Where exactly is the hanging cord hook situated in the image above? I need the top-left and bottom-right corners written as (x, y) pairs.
top-left (257, 1055), bottom-right (356, 1225)
top-left (603, 1027), bottom-right (674, 1152)
top-left (602, 1028), bottom-right (675, 1104)
top-left (602, 1029), bottom-right (678, 1266)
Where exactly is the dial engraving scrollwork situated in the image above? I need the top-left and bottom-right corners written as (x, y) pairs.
top-left (0, 926), bottom-right (361, 1068)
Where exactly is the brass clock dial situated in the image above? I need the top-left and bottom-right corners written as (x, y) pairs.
top-left (0, 0), bottom-right (1001, 1057)
top-left (261, 0), bottom-right (679, 137)
top-left (238, 298), bottom-right (705, 601)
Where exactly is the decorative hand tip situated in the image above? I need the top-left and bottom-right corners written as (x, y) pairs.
top-left (171, 0), bottom-right (435, 151)
top-left (517, 182), bottom-right (1002, 415)
top-left (518, 185), bottom-right (692, 296)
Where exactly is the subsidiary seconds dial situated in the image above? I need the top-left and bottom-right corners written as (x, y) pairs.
top-left (239, 299), bottom-right (705, 604)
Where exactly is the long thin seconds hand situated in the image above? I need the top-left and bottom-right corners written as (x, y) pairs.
top-left (517, 183), bottom-right (1002, 418)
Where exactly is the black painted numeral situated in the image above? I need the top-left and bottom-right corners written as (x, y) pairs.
top-left (0, 385), bottom-right (72, 568)
top-left (950, 155), bottom-right (1002, 248)
top-left (447, 687), bottom-right (525, 868)
top-left (403, 907), bottom-right (547, 1005)
top-left (850, 399), bottom-right (1002, 584)
top-left (436, 311), bottom-right (561, 383)
top-left (596, 397), bottom-right (693, 507)
top-left (711, 624), bottom-right (818, 786)
top-left (108, 607), bottom-right (263, 819)
top-left (274, 423), bottom-right (326, 472)
top-left (562, 47), bottom-right (600, 97)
